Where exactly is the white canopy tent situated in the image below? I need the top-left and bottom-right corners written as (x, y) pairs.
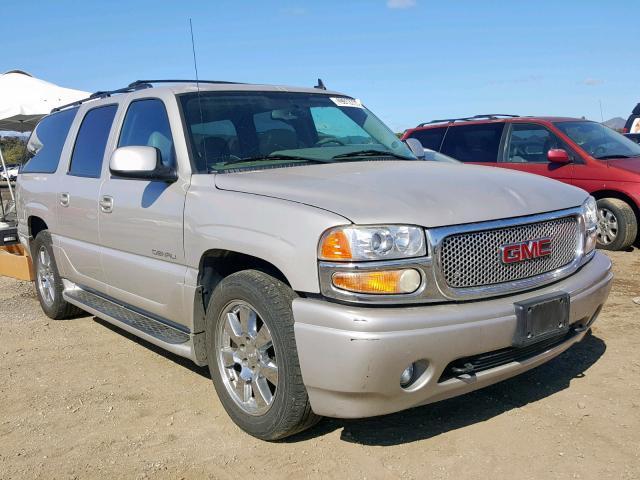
top-left (0, 70), bottom-right (89, 132)
top-left (0, 70), bottom-right (89, 221)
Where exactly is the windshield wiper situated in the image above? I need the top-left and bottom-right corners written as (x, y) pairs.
top-left (594, 154), bottom-right (635, 159)
top-left (218, 154), bottom-right (334, 168)
top-left (331, 149), bottom-right (413, 160)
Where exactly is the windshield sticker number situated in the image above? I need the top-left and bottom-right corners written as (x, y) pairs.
top-left (330, 97), bottom-right (363, 108)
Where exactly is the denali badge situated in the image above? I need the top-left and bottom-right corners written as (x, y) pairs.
top-left (500, 238), bottom-right (552, 264)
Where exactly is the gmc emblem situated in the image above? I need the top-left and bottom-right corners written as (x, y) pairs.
top-left (500, 238), bottom-right (552, 264)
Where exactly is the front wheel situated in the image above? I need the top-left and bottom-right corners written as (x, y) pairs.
top-left (32, 231), bottom-right (82, 319)
top-left (596, 198), bottom-right (638, 251)
top-left (205, 270), bottom-right (320, 440)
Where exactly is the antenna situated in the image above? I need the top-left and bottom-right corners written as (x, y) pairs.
top-left (315, 78), bottom-right (326, 90)
top-left (189, 18), bottom-right (201, 92)
top-left (599, 99), bottom-right (604, 123)
top-left (189, 18), bottom-right (207, 167)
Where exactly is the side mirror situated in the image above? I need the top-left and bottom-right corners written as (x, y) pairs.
top-left (404, 138), bottom-right (426, 160)
top-left (109, 146), bottom-right (177, 181)
top-left (547, 148), bottom-right (571, 164)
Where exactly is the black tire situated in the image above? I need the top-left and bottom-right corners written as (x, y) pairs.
top-left (596, 198), bottom-right (638, 251)
top-left (32, 231), bottom-right (82, 319)
top-left (205, 270), bottom-right (320, 440)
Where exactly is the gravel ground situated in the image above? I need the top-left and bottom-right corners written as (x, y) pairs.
top-left (0, 250), bottom-right (639, 479)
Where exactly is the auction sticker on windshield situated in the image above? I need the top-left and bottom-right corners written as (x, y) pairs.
top-left (331, 97), bottom-right (363, 108)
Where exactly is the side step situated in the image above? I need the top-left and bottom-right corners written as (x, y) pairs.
top-left (63, 286), bottom-right (196, 362)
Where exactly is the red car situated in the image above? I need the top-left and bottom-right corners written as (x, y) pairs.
top-left (403, 115), bottom-right (640, 250)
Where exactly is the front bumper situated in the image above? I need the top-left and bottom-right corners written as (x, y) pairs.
top-left (293, 252), bottom-right (613, 418)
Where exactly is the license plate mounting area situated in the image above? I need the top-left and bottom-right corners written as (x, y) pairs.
top-left (513, 292), bottom-right (570, 347)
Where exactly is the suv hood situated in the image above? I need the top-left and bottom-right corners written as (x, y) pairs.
top-left (214, 161), bottom-right (588, 227)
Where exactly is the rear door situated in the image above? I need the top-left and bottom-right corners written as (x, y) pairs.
top-left (98, 97), bottom-right (188, 324)
top-left (439, 123), bottom-right (505, 165)
top-left (498, 123), bottom-right (575, 185)
top-left (56, 104), bottom-right (118, 293)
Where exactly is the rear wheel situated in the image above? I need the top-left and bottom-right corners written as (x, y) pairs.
top-left (205, 270), bottom-right (320, 440)
top-left (596, 198), bottom-right (637, 251)
top-left (32, 231), bottom-right (82, 319)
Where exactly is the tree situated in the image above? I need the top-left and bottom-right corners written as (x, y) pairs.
top-left (0, 136), bottom-right (27, 165)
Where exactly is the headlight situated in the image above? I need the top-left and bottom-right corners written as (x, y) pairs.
top-left (582, 196), bottom-right (598, 255)
top-left (319, 225), bottom-right (427, 261)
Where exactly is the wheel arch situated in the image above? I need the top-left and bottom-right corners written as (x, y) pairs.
top-left (192, 249), bottom-right (293, 336)
top-left (590, 189), bottom-right (640, 221)
top-left (28, 216), bottom-right (49, 240)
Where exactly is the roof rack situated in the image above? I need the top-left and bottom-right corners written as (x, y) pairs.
top-left (417, 114), bottom-right (520, 127)
top-left (50, 82), bottom-right (151, 113)
top-left (128, 79), bottom-right (245, 88)
top-left (51, 78), bottom-right (246, 113)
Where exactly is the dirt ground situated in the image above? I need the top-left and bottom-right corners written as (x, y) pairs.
top-left (1, 250), bottom-right (639, 480)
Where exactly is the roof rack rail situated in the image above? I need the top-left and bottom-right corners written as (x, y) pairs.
top-left (417, 114), bottom-right (520, 127)
top-left (51, 78), bottom-right (247, 113)
top-left (50, 82), bottom-right (152, 113)
top-left (128, 79), bottom-right (245, 88)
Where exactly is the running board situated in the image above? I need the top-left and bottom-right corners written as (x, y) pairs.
top-left (63, 286), bottom-right (196, 362)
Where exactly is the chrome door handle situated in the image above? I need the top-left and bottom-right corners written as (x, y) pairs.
top-left (99, 195), bottom-right (114, 213)
top-left (59, 192), bottom-right (70, 207)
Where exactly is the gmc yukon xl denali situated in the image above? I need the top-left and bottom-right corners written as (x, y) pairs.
top-left (17, 80), bottom-right (613, 440)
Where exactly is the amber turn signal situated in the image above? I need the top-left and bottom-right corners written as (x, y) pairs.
top-left (320, 230), bottom-right (352, 260)
top-left (332, 269), bottom-right (421, 295)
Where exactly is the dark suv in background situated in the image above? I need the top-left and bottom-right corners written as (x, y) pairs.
top-left (403, 115), bottom-right (640, 251)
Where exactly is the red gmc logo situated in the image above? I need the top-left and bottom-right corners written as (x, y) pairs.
top-left (500, 238), bottom-right (552, 264)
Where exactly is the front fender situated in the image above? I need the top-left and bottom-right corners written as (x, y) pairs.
top-left (184, 177), bottom-right (349, 293)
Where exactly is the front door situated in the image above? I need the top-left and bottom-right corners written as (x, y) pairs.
top-left (56, 104), bottom-right (118, 293)
top-left (98, 98), bottom-right (188, 324)
top-left (497, 123), bottom-right (575, 185)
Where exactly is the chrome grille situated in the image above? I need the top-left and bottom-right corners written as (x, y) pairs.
top-left (440, 216), bottom-right (580, 288)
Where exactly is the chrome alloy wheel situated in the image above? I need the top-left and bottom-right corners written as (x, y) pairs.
top-left (597, 207), bottom-right (618, 245)
top-left (216, 301), bottom-right (278, 416)
top-left (36, 246), bottom-right (56, 307)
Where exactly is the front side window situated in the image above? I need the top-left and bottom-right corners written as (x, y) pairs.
top-left (554, 121), bottom-right (640, 160)
top-left (118, 99), bottom-right (175, 167)
top-left (505, 123), bottom-right (562, 163)
top-left (179, 92), bottom-right (414, 173)
top-left (69, 105), bottom-right (117, 178)
top-left (440, 123), bottom-right (504, 163)
top-left (23, 108), bottom-right (78, 173)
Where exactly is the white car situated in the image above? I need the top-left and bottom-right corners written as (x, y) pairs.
top-left (1, 166), bottom-right (19, 181)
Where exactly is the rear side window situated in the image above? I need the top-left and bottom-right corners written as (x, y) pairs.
top-left (407, 127), bottom-right (447, 151)
top-left (440, 123), bottom-right (505, 163)
top-left (118, 99), bottom-right (175, 167)
top-left (69, 105), bottom-right (118, 178)
top-left (23, 108), bottom-right (78, 173)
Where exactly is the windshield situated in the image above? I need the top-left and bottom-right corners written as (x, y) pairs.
top-left (179, 91), bottom-right (415, 172)
top-left (554, 121), bottom-right (640, 159)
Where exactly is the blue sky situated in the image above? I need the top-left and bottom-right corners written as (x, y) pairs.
top-left (2, 0), bottom-right (637, 131)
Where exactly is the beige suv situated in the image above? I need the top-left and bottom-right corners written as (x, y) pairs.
top-left (17, 80), bottom-right (612, 440)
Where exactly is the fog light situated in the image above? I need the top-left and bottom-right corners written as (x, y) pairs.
top-left (400, 363), bottom-right (415, 387)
